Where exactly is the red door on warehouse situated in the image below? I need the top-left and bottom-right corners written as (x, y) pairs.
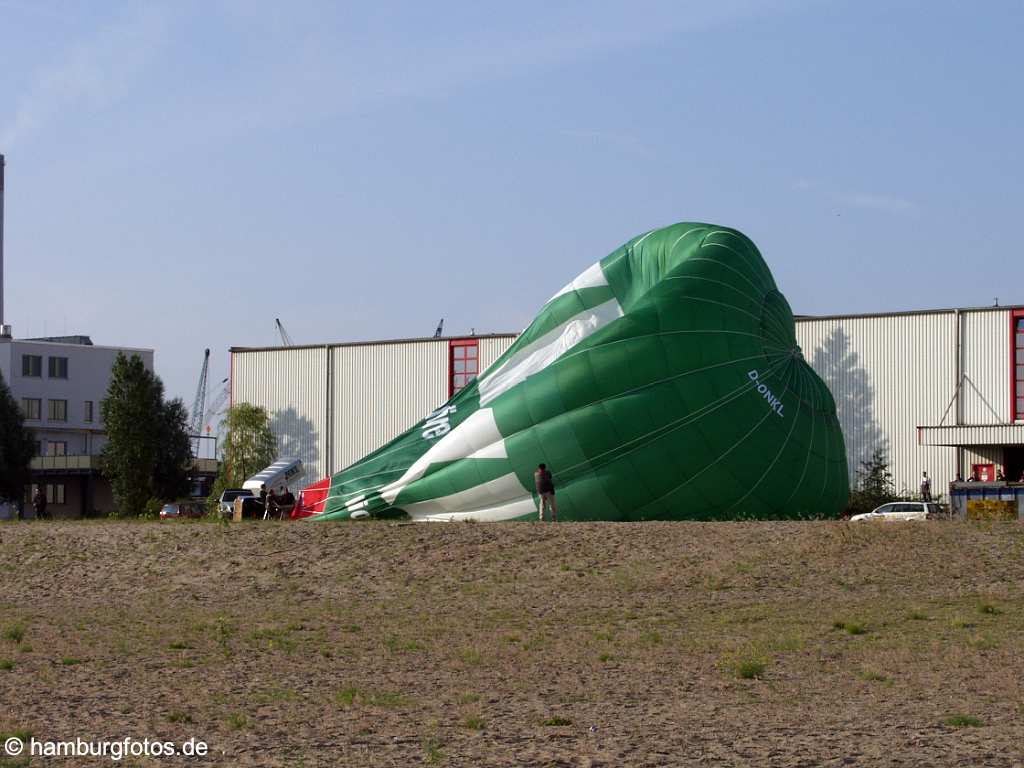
top-left (972, 464), bottom-right (995, 481)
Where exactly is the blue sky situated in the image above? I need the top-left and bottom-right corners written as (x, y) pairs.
top-left (2, 0), bottom-right (1022, 407)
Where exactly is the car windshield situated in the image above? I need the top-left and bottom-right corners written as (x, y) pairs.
top-left (161, 504), bottom-right (176, 512)
top-left (221, 490), bottom-right (251, 501)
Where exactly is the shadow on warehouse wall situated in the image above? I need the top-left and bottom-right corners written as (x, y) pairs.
top-left (270, 408), bottom-right (320, 480)
top-left (808, 326), bottom-right (889, 482)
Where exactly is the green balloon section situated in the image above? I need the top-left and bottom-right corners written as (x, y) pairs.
top-left (316, 222), bottom-right (848, 521)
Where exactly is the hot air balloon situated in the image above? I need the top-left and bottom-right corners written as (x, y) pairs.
top-left (309, 222), bottom-right (848, 521)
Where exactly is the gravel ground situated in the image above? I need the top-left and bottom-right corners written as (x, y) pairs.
top-left (0, 519), bottom-right (1022, 767)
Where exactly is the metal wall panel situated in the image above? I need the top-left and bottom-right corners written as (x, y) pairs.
top-left (330, 340), bottom-right (450, 473)
top-left (478, 336), bottom-right (516, 376)
top-left (919, 424), bottom-right (1024, 446)
top-left (329, 336), bottom-right (517, 473)
top-left (962, 445), bottom-right (1004, 472)
top-left (231, 347), bottom-right (328, 482)
top-left (961, 309), bottom-right (1011, 423)
top-left (796, 312), bottom-right (957, 496)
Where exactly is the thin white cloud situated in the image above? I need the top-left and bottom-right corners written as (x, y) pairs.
top-left (0, 0), bottom-right (78, 23)
top-left (0, 5), bottom-right (169, 148)
top-left (194, 0), bottom-right (821, 132)
top-left (559, 129), bottom-right (650, 155)
top-left (841, 192), bottom-right (916, 213)
top-left (792, 179), bottom-right (918, 215)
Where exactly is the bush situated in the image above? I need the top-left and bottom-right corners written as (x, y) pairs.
top-left (143, 498), bottom-right (165, 519)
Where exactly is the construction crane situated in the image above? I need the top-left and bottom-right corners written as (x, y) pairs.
top-left (434, 318), bottom-right (444, 338)
top-left (204, 379), bottom-right (230, 433)
top-left (275, 318), bottom-right (294, 346)
top-left (188, 349), bottom-right (210, 454)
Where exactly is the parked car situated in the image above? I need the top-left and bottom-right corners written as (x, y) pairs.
top-left (159, 500), bottom-right (206, 519)
top-left (850, 501), bottom-right (942, 522)
top-left (218, 488), bottom-right (255, 519)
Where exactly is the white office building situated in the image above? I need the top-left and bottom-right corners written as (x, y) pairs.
top-left (0, 334), bottom-right (154, 516)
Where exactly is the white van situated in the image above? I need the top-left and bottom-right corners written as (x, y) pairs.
top-left (243, 459), bottom-right (304, 495)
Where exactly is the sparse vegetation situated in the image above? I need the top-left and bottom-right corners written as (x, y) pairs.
top-left (859, 669), bottom-right (891, 684)
top-left (0, 659), bottom-right (13, 671)
top-left (333, 688), bottom-right (408, 709)
top-left (944, 714), bottom-right (983, 728)
top-left (2, 624), bottom-right (25, 644)
top-left (833, 620), bottom-right (867, 635)
top-left (422, 735), bottom-right (444, 765)
top-left (335, 687), bottom-right (359, 708)
top-left (542, 716), bottom-right (573, 726)
top-left (723, 653), bottom-right (768, 680)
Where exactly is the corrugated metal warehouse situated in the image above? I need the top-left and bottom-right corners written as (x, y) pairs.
top-left (231, 304), bottom-right (1024, 503)
top-left (231, 335), bottom-right (516, 483)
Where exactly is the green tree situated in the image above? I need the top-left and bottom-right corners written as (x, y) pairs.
top-left (0, 369), bottom-right (34, 504)
top-left (207, 403), bottom-right (277, 509)
top-left (152, 398), bottom-right (193, 501)
top-left (100, 353), bottom-right (191, 516)
top-left (844, 448), bottom-right (900, 517)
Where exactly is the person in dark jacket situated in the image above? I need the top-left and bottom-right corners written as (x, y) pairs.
top-left (31, 487), bottom-right (47, 520)
top-left (279, 487), bottom-right (296, 520)
top-left (534, 463), bottom-right (557, 522)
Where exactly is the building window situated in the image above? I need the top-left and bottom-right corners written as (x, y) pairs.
top-left (449, 339), bottom-right (479, 397)
top-left (1014, 312), bottom-right (1024, 421)
top-left (48, 399), bottom-right (68, 421)
top-left (47, 483), bottom-right (66, 505)
top-left (21, 354), bottom-right (41, 377)
top-left (33, 441), bottom-right (41, 457)
top-left (48, 356), bottom-right (69, 379)
top-left (22, 398), bottom-right (41, 420)
top-left (47, 441), bottom-right (68, 456)
top-left (84, 400), bottom-right (93, 422)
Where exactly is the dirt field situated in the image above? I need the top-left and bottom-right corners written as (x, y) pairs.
top-left (0, 520), bottom-right (1022, 767)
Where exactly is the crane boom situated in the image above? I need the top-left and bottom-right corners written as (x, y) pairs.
top-left (275, 318), bottom-right (294, 346)
top-left (188, 349), bottom-right (210, 437)
top-left (205, 382), bottom-right (230, 432)
top-left (187, 349), bottom-right (211, 457)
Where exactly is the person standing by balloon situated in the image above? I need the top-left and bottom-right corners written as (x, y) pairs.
top-left (534, 464), bottom-right (557, 522)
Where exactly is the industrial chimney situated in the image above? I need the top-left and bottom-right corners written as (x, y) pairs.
top-left (0, 153), bottom-right (5, 327)
top-left (0, 153), bottom-right (7, 338)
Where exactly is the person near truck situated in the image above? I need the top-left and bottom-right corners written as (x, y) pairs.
top-left (266, 487), bottom-right (280, 520)
top-left (920, 472), bottom-right (932, 502)
top-left (278, 486), bottom-right (296, 520)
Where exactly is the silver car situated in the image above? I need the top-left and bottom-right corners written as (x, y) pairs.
top-left (850, 501), bottom-right (942, 522)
